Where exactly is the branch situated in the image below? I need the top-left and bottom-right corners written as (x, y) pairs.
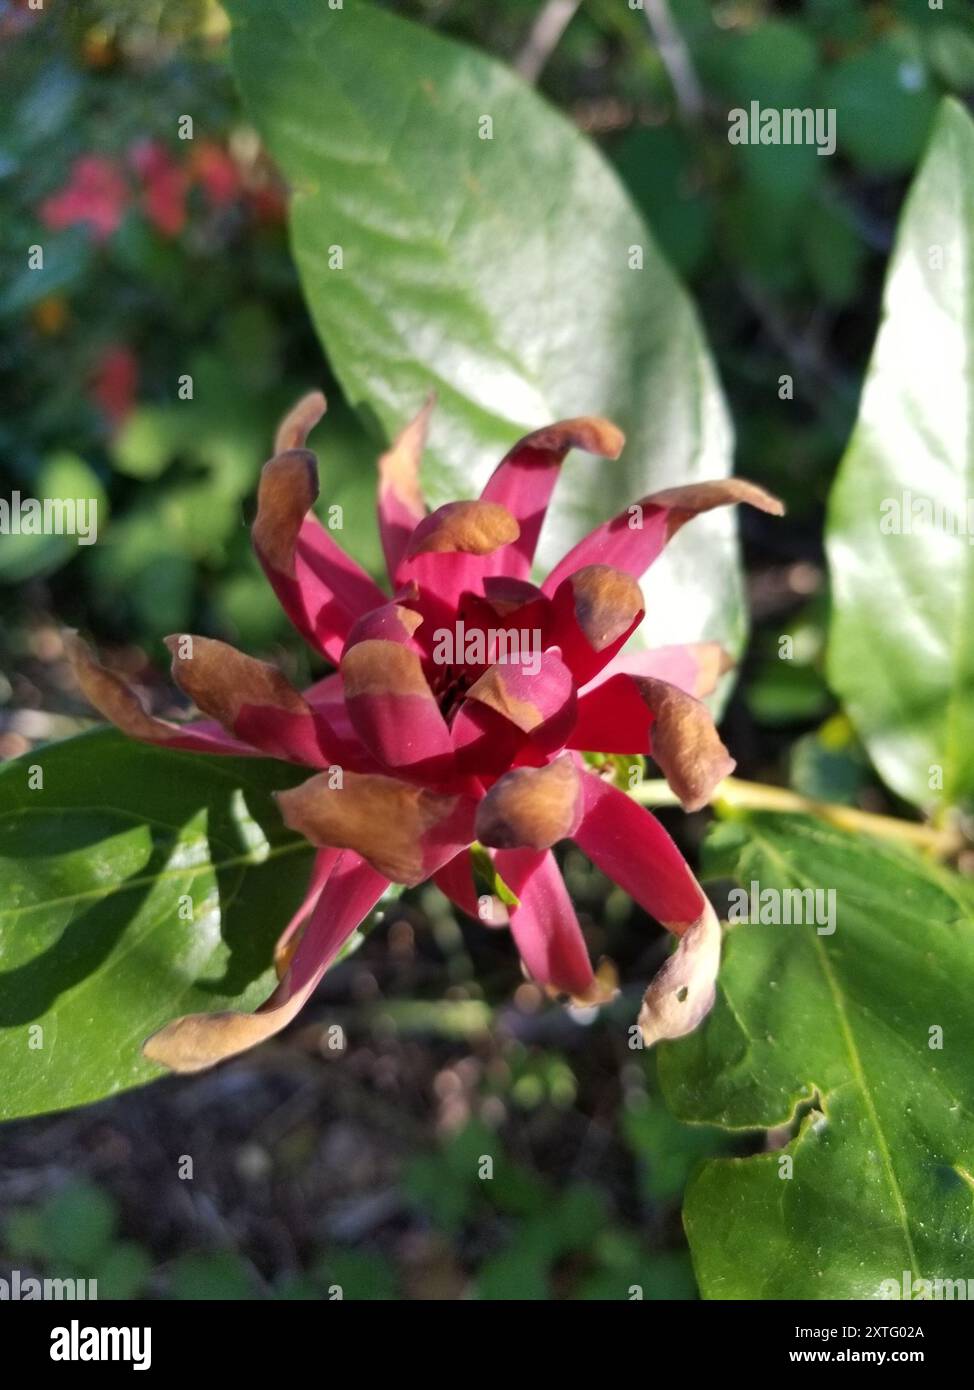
top-left (515, 0), bottom-right (582, 84)
top-left (629, 776), bottom-right (963, 857)
top-left (640, 0), bottom-right (704, 121)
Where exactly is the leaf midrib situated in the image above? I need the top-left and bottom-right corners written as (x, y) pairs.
top-left (749, 829), bottom-right (922, 1279)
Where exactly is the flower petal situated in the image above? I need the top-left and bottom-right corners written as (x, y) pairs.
top-left (273, 847), bottom-right (341, 978)
top-left (253, 449), bottom-right (386, 663)
top-left (450, 700), bottom-right (537, 777)
top-left (396, 500), bottom-right (520, 622)
top-left (343, 596), bottom-right (423, 653)
top-left (276, 769), bottom-right (476, 885)
top-left (545, 565), bottom-right (645, 687)
top-left (475, 753), bottom-right (583, 850)
top-left (493, 848), bottom-right (610, 1003)
top-left (274, 389), bottom-right (326, 454)
top-left (66, 634), bottom-right (256, 757)
top-left (298, 671), bottom-right (383, 773)
top-left (543, 478), bottom-right (783, 594)
top-left (569, 674), bottom-right (734, 811)
top-left (638, 899), bottom-right (722, 1047)
top-left (463, 648), bottom-right (576, 752)
top-left (340, 638), bottom-right (455, 779)
top-left (377, 396), bottom-right (433, 582)
top-left (165, 634), bottom-right (334, 767)
top-left (571, 772), bottom-right (720, 1043)
top-left (142, 851), bottom-right (388, 1073)
top-left (480, 417), bottom-right (624, 579)
top-left (581, 642), bottom-right (732, 698)
top-left (432, 848), bottom-right (509, 927)
top-left (403, 500), bottom-right (520, 559)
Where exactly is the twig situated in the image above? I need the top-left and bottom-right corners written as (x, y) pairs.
top-left (640, 0), bottom-right (704, 121)
top-left (629, 776), bottom-right (963, 857)
top-left (515, 0), bottom-right (582, 83)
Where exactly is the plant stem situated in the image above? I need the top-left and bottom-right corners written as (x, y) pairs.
top-left (629, 776), bottom-right (963, 857)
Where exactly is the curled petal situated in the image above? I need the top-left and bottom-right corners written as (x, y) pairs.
top-left (480, 416), bottom-right (624, 579)
top-left (143, 852), bottom-right (388, 1073)
top-left (639, 677), bottom-right (735, 811)
top-left (476, 754), bottom-right (582, 850)
top-left (638, 898), bottom-right (722, 1047)
top-left (463, 648), bottom-right (576, 751)
top-left (546, 565), bottom-right (645, 687)
top-left (582, 642), bottom-right (733, 699)
top-left (253, 449), bottom-right (386, 664)
top-left (397, 500), bottom-right (520, 623)
top-left (482, 575), bottom-right (547, 612)
top-left (341, 638), bottom-right (454, 778)
top-left (402, 499), bottom-right (519, 559)
top-left (570, 674), bottom-right (734, 811)
top-left (165, 635), bottom-right (333, 767)
top-left (572, 772), bottom-right (720, 1042)
top-left (343, 597), bottom-right (423, 653)
top-left (494, 848), bottom-right (611, 1004)
top-left (276, 770), bottom-right (476, 885)
top-left (377, 396), bottom-right (433, 581)
top-left (66, 633), bottom-right (255, 757)
top-left (274, 389), bottom-right (327, 454)
top-left (252, 449), bottom-right (318, 577)
top-left (543, 477), bottom-right (783, 594)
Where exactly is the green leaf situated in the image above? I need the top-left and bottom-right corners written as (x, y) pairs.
top-left (826, 99), bottom-right (974, 811)
top-left (659, 813), bottom-right (974, 1300)
top-left (623, 1094), bottom-right (727, 1205)
top-left (91, 1241), bottom-right (154, 1300)
top-left (823, 34), bottom-right (939, 175)
top-left (0, 730), bottom-right (313, 1120)
top-left (228, 0), bottom-right (744, 659)
top-left (701, 20), bottom-right (820, 110)
top-left (38, 1181), bottom-right (116, 1268)
top-left (312, 1251), bottom-right (399, 1301)
top-left (167, 1251), bottom-right (258, 1300)
top-left (0, 228), bottom-right (92, 316)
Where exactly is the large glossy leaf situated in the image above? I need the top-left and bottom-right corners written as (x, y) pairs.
top-left (660, 813), bottom-right (974, 1299)
top-left (228, 0), bottom-right (743, 656)
top-left (0, 731), bottom-right (313, 1120)
top-left (827, 99), bottom-right (974, 811)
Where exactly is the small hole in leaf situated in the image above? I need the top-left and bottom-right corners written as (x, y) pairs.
top-left (676, 986), bottom-right (688, 1003)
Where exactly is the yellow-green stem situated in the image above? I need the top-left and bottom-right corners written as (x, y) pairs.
top-left (629, 776), bottom-right (962, 857)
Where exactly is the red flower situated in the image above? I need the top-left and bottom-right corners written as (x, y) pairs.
top-left (129, 140), bottom-right (187, 238)
top-left (40, 155), bottom-right (128, 243)
top-left (90, 345), bottom-right (138, 428)
top-left (69, 393), bottom-right (782, 1072)
top-left (191, 141), bottom-right (243, 209)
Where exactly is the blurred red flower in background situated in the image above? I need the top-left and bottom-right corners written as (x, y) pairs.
top-left (129, 139), bottom-right (188, 238)
top-left (90, 344), bottom-right (139, 429)
top-left (40, 154), bottom-right (128, 242)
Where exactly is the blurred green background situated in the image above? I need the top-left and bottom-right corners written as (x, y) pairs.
top-left (1, 0), bottom-right (970, 1299)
